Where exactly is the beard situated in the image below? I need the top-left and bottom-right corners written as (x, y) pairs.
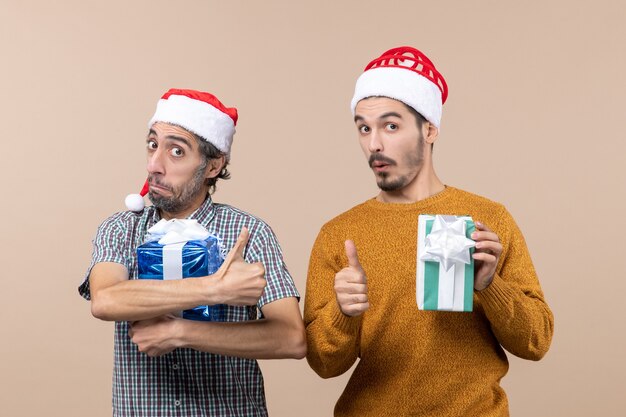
top-left (371, 132), bottom-right (425, 192)
top-left (148, 159), bottom-right (208, 213)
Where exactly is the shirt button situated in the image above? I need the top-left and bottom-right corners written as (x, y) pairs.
top-left (172, 364), bottom-right (179, 370)
top-left (174, 400), bottom-right (181, 407)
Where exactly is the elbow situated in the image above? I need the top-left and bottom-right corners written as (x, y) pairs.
top-left (514, 342), bottom-right (551, 361)
top-left (90, 292), bottom-right (116, 321)
top-left (274, 321), bottom-right (307, 359)
top-left (527, 309), bottom-right (554, 361)
top-left (294, 331), bottom-right (308, 359)
top-left (287, 326), bottom-right (308, 359)
top-left (511, 315), bottom-right (554, 361)
top-left (305, 353), bottom-right (343, 379)
top-left (526, 332), bottom-right (554, 361)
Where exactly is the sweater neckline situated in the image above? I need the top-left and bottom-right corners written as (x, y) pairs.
top-left (363, 185), bottom-right (456, 211)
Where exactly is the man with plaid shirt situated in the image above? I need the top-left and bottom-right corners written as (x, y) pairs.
top-left (79, 89), bottom-right (305, 416)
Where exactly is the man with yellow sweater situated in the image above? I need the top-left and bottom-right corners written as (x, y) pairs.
top-left (304, 46), bottom-right (554, 416)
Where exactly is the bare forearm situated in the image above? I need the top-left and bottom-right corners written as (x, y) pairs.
top-left (176, 315), bottom-right (306, 359)
top-left (91, 277), bottom-right (217, 322)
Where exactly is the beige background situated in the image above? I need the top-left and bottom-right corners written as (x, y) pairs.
top-left (1, 0), bottom-right (624, 415)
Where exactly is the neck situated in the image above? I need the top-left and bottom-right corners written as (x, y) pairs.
top-left (376, 159), bottom-right (445, 204)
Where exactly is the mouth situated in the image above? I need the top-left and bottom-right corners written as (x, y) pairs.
top-left (149, 182), bottom-right (172, 195)
top-left (370, 159), bottom-right (394, 174)
top-left (368, 154), bottom-right (396, 173)
top-left (371, 161), bottom-right (391, 173)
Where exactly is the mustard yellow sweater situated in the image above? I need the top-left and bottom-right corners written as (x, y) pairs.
top-left (304, 186), bottom-right (553, 417)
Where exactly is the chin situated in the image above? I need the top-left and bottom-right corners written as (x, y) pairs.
top-left (377, 176), bottom-right (410, 192)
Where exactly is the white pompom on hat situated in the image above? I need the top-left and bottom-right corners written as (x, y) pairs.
top-left (125, 180), bottom-right (150, 212)
top-left (350, 46), bottom-right (448, 128)
top-left (125, 89), bottom-right (238, 212)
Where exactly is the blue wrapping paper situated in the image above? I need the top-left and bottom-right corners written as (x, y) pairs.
top-left (137, 235), bottom-right (226, 321)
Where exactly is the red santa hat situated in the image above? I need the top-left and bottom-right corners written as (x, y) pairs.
top-left (350, 46), bottom-right (448, 128)
top-left (125, 88), bottom-right (238, 212)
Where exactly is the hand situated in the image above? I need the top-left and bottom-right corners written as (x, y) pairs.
top-left (334, 240), bottom-right (370, 317)
top-left (213, 227), bottom-right (266, 306)
top-left (129, 315), bottom-right (182, 357)
top-left (471, 221), bottom-right (503, 291)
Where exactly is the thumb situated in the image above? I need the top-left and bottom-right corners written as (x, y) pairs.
top-left (220, 227), bottom-right (250, 270)
top-left (344, 240), bottom-right (362, 269)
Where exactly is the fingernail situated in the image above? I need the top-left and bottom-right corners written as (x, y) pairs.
top-left (471, 232), bottom-right (477, 239)
top-left (475, 221), bottom-right (482, 227)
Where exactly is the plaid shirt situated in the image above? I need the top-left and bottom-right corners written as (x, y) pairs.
top-left (79, 196), bottom-right (300, 416)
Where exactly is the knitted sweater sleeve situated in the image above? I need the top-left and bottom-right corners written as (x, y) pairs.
top-left (304, 227), bottom-right (362, 378)
top-left (477, 206), bottom-right (554, 360)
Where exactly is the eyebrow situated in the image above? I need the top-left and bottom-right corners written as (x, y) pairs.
top-left (354, 111), bottom-right (404, 123)
top-left (147, 130), bottom-right (193, 149)
top-left (379, 111), bottom-right (403, 119)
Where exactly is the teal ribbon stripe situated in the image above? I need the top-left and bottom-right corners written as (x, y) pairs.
top-left (423, 217), bottom-right (475, 312)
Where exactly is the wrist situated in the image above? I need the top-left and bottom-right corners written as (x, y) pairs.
top-left (171, 318), bottom-right (188, 349)
top-left (474, 274), bottom-right (494, 291)
top-left (197, 275), bottom-right (223, 305)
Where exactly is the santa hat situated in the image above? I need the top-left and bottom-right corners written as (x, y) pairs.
top-left (350, 46), bottom-right (448, 128)
top-left (125, 88), bottom-right (238, 212)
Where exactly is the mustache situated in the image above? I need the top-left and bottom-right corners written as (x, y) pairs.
top-left (148, 175), bottom-right (173, 192)
top-left (368, 153), bottom-right (397, 168)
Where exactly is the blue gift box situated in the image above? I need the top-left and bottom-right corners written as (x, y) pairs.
top-left (137, 235), bottom-right (226, 321)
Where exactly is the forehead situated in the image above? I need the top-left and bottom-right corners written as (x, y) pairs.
top-left (354, 97), bottom-right (410, 120)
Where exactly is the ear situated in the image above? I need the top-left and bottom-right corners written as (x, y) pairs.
top-left (423, 122), bottom-right (439, 145)
top-left (204, 155), bottom-right (226, 179)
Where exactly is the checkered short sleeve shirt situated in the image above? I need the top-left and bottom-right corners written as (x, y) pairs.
top-left (79, 196), bottom-right (300, 417)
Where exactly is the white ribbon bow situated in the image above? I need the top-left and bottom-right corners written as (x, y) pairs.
top-left (419, 215), bottom-right (476, 272)
top-left (146, 219), bottom-right (211, 245)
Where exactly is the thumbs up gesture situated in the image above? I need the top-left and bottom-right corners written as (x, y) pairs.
top-left (214, 227), bottom-right (266, 306)
top-left (334, 240), bottom-right (370, 317)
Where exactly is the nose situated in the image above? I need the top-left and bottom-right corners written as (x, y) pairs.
top-left (147, 148), bottom-right (165, 175)
top-left (368, 129), bottom-right (384, 153)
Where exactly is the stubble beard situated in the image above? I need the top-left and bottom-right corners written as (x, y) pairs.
top-left (148, 159), bottom-right (208, 214)
top-left (374, 133), bottom-right (425, 192)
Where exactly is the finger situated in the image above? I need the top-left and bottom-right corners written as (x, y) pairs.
top-left (335, 280), bottom-right (367, 294)
top-left (336, 288), bottom-right (368, 303)
top-left (336, 268), bottom-right (367, 286)
top-left (471, 230), bottom-right (500, 243)
top-left (474, 241), bottom-right (503, 255)
top-left (342, 302), bottom-right (370, 317)
top-left (474, 221), bottom-right (493, 232)
top-left (472, 252), bottom-right (497, 263)
top-left (348, 294), bottom-right (369, 304)
top-left (344, 240), bottom-right (362, 269)
top-left (221, 227), bottom-right (250, 269)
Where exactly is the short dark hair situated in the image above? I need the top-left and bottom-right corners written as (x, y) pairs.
top-left (193, 134), bottom-right (231, 195)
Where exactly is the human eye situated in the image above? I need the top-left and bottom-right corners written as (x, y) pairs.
top-left (358, 125), bottom-right (370, 134)
top-left (170, 147), bottom-right (184, 157)
top-left (146, 140), bottom-right (157, 150)
top-left (385, 123), bottom-right (398, 131)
